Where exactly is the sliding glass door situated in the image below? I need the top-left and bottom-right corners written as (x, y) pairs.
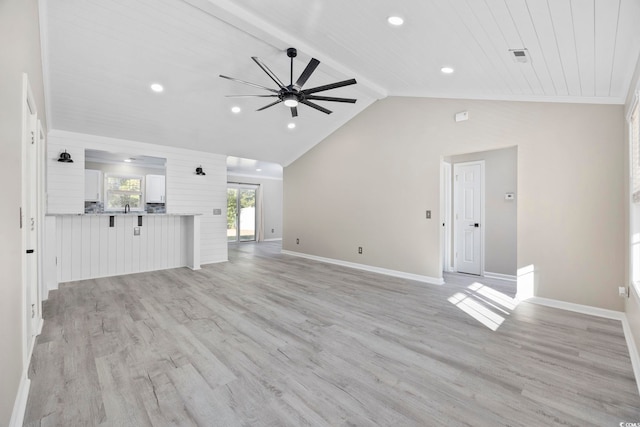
top-left (227, 185), bottom-right (257, 242)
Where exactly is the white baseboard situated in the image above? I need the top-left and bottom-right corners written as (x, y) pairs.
top-left (524, 296), bottom-right (640, 396)
top-left (8, 375), bottom-right (30, 427)
top-left (483, 271), bottom-right (517, 282)
top-left (621, 314), bottom-right (640, 396)
top-left (263, 238), bottom-right (282, 242)
top-left (625, 287), bottom-right (640, 396)
top-left (281, 250), bottom-right (444, 285)
top-left (524, 296), bottom-right (625, 320)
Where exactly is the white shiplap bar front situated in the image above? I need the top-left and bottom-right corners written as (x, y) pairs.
top-left (45, 130), bottom-right (227, 291)
top-left (51, 214), bottom-right (200, 283)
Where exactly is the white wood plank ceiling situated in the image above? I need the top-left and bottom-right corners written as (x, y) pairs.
top-left (39, 0), bottom-right (640, 166)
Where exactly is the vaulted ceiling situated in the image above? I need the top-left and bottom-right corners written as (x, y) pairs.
top-left (40, 0), bottom-right (640, 166)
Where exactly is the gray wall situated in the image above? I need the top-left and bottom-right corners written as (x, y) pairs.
top-left (228, 175), bottom-right (283, 240)
top-left (284, 97), bottom-right (624, 311)
top-left (0, 0), bottom-right (47, 423)
top-left (445, 147), bottom-right (517, 276)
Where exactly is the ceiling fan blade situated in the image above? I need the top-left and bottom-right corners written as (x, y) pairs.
top-left (251, 57), bottom-right (286, 89)
top-left (293, 58), bottom-right (320, 90)
top-left (219, 75), bottom-right (279, 93)
top-left (291, 107), bottom-right (298, 118)
top-left (302, 78), bottom-right (357, 95)
top-left (225, 94), bottom-right (279, 98)
top-left (300, 100), bottom-right (332, 115)
top-left (257, 100), bottom-right (282, 111)
top-left (305, 95), bottom-right (357, 103)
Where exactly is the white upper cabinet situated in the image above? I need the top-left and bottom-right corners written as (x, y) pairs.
top-left (84, 169), bottom-right (102, 201)
top-left (146, 174), bottom-right (166, 203)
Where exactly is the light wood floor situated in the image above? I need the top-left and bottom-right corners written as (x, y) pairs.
top-left (24, 242), bottom-right (640, 426)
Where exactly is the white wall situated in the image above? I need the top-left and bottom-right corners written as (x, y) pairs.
top-left (284, 97), bottom-right (625, 311)
top-left (0, 0), bottom-right (47, 424)
top-left (85, 161), bottom-right (164, 178)
top-left (47, 130), bottom-right (228, 265)
top-left (228, 174), bottom-right (283, 240)
top-left (445, 147), bottom-right (517, 277)
top-left (625, 53), bottom-right (640, 368)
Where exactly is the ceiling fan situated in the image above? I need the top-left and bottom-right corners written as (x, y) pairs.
top-left (220, 47), bottom-right (357, 117)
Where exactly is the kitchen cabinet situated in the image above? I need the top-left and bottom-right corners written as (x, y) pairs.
top-left (146, 174), bottom-right (166, 203)
top-left (84, 169), bottom-right (102, 201)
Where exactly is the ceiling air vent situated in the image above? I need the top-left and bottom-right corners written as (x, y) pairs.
top-left (509, 49), bottom-right (529, 63)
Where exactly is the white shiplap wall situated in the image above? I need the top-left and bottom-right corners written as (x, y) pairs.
top-left (55, 214), bottom-right (187, 282)
top-left (47, 130), bottom-right (228, 265)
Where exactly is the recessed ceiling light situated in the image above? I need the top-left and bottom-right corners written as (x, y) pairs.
top-left (150, 83), bottom-right (164, 93)
top-left (387, 16), bottom-right (404, 26)
top-left (124, 158), bottom-right (132, 163)
top-left (231, 106), bottom-right (241, 113)
top-left (256, 168), bottom-right (262, 172)
top-left (441, 67), bottom-right (455, 74)
top-left (287, 123), bottom-right (296, 129)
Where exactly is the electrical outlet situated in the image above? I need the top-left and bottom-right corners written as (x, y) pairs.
top-left (426, 210), bottom-right (431, 219)
top-left (134, 227), bottom-right (140, 236)
top-left (619, 286), bottom-right (629, 298)
top-left (358, 246), bottom-right (363, 254)
top-left (296, 238), bottom-right (299, 245)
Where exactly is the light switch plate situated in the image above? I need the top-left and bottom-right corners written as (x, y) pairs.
top-left (134, 227), bottom-right (140, 236)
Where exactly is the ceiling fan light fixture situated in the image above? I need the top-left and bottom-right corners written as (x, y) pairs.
top-left (283, 94), bottom-right (299, 107)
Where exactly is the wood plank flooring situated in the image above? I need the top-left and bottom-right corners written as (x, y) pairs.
top-left (24, 242), bottom-right (640, 426)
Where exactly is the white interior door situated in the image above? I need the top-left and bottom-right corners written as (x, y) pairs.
top-left (22, 75), bottom-right (42, 367)
top-left (454, 162), bottom-right (483, 275)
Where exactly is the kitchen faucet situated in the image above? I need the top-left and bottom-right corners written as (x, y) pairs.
top-left (124, 204), bottom-right (130, 214)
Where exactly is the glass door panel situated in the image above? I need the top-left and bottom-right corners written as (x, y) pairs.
top-left (239, 188), bottom-right (256, 241)
top-left (227, 188), bottom-right (238, 242)
top-left (227, 186), bottom-right (257, 242)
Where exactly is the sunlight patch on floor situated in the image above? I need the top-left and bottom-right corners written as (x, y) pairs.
top-left (448, 282), bottom-right (520, 331)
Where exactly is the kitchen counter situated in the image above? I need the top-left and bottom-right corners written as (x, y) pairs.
top-left (47, 213), bottom-right (202, 216)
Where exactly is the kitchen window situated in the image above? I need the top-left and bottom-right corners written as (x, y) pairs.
top-left (105, 174), bottom-right (144, 211)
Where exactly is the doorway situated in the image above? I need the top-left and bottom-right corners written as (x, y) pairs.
top-left (227, 185), bottom-right (257, 242)
top-left (441, 147), bottom-right (517, 281)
